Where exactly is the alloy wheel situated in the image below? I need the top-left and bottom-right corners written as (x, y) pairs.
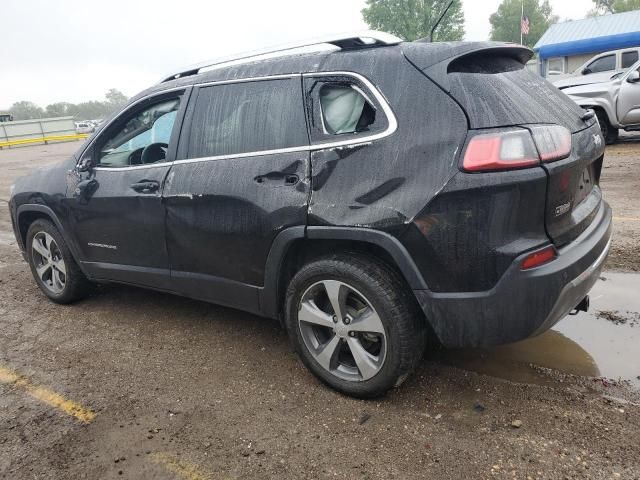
top-left (31, 232), bottom-right (66, 294)
top-left (297, 280), bottom-right (387, 381)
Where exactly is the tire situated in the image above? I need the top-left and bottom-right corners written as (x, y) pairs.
top-left (26, 219), bottom-right (92, 304)
top-left (285, 253), bottom-right (426, 398)
top-left (595, 110), bottom-right (618, 145)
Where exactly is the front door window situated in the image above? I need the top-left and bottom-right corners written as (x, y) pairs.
top-left (98, 98), bottom-right (181, 168)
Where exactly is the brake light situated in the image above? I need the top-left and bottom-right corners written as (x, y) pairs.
top-left (531, 125), bottom-right (572, 163)
top-left (462, 130), bottom-right (539, 172)
top-left (521, 245), bottom-right (557, 270)
top-left (462, 126), bottom-right (572, 172)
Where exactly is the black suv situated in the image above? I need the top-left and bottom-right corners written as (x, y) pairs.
top-left (9, 33), bottom-right (612, 397)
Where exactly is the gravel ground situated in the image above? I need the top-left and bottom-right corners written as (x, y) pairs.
top-left (0, 140), bottom-right (639, 480)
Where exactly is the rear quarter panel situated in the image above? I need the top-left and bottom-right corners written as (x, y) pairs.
top-left (307, 49), bottom-right (468, 231)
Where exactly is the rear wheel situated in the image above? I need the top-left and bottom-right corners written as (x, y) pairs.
top-left (285, 254), bottom-right (426, 398)
top-left (26, 219), bottom-right (92, 304)
top-left (595, 110), bottom-right (618, 145)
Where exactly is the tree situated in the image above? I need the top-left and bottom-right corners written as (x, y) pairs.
top-left (45, 102), bottom-right (78, 118)
top-left (105, 88), bottom-right (128, 109)
top-left (362, 0), bottom-right (465, 42)
top-left (5, 89), bottom-right (128, 121)
top-left (8, 101), bottom-right (44, 120)
top-left (75, 101), bottom-right (111, 120)
top-left (489, 0), bottom-right (558, 49)
top-left (590, 0), bottom-right (640, 14)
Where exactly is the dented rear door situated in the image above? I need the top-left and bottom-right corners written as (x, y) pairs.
top-left (163, 76), bottom-right (310, 306)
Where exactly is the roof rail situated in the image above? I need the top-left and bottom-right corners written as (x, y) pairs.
top-left (159, 30), bottom-right (402, 83)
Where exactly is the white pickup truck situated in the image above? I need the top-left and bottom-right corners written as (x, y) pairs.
top-left (558, 59), bottom-right (640, 144)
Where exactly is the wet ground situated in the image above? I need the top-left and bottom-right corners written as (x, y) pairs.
top-left (1, 141), bottom-right (639, 479)
top-left (438, 272), bottom-right (640, 392)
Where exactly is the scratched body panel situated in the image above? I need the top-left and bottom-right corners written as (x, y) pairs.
top-left (164, 152), bottom-right (309, 286)
top-left (307, 48), bottom-right (468, 231)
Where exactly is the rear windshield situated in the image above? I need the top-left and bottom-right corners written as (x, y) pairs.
top-left (447, 60), bottom-right (586, 132)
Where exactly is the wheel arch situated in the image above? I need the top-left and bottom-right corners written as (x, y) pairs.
top-left (578, 102), bottom-right (619, 128)
top-left (260, 226), bottom-right (428, 320)
top-left (16, 205), bottom-right (85, 271)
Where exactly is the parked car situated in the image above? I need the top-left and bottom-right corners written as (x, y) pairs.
top-left (560, 59), bottom-right (640, 144)
top-left (553, 47), bottom-right (640, 88)
top-left (75, 122), bottom-right (94, 134)
top-left (9, 33), bottom-right (612, 398)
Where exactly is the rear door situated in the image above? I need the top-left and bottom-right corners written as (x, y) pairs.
top-left (164, 76), bottom-right (310, 309)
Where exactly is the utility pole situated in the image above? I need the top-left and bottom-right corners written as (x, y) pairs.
top-left (520, 0), bottom-right (524, 45)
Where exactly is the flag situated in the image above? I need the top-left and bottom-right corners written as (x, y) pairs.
top-left (521, 15), bottom-right (530, 35)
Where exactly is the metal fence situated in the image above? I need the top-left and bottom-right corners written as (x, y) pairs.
top-left (0, 117), bottom-right (87, 149)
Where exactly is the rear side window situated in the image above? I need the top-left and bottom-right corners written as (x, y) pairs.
top-left (187, 78), bottom-right (307, 158)
top-left (305, 76), bottom-right (388, 143)
top-left (319, 85), bottom-right (376, 134)
top-left (586, 54), bottom-right (615, 74)
top-left (622, 50), bottom-right (639, 68)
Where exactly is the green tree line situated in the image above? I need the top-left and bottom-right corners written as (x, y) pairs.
top-left (3, 89), bottom-right (128, 121)
top-left (362, 0), bottom-right (640, 52)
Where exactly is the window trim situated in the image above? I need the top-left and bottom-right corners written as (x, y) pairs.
top-left (174, 72), bottom-right (396, 165)
top-left (81, 72), bottom-right (397, 171)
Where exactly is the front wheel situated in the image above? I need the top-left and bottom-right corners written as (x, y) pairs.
top-left (595, 110), bottom-right (618, 145)
top-left (285, 254), bottom-right (426, 398)
top-left (26, 219), bottom-right (92, 304)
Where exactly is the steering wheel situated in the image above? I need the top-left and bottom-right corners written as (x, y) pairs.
top-left (140, 142), bottom-right (168, 164)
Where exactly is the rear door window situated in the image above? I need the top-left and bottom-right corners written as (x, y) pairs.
top-left (622, 50), bottom-right (639, 69)
top-left (186, 78), bottom-right (307, 158)
top-left (586, 54), bottom-right (615, 74)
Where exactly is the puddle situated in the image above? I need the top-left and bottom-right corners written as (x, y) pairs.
top-left (435, 272), bottom-right (640, 390)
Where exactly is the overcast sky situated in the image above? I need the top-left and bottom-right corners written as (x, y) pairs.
top-left (1, 0), bottom-right (593, 109)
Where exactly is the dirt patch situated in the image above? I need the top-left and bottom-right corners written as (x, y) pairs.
top-left (601, 135), bottom-right (640, 272)
top-left (596, 310), bottom-right (640, 327)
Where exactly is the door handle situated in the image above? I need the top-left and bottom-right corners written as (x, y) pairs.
top-left (131, 180), bottom-right (160, 194)
top-left (254, 174), bottom-right (299, 186)
top-left (284, 174), bottom-right (299, 186)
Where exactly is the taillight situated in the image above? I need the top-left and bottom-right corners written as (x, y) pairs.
top-left (462, 130), bottom-right (539, 172)
top-left (521, 245), bottom-right (557, 270)
top-left (530, 125), bottom-right (572, 162)
top-left (462, 125), bottom-right (572, 172)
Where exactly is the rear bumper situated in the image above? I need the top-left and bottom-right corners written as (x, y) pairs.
top-left (414, 201), bottom-right (612, 348)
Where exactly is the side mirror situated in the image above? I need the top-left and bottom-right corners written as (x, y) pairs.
top-left (627, 70), bottom-right (640, 83)
top-left (76, 155), bottom-right (94, 172)
top-left (582, 68), bottom-right (592, 75)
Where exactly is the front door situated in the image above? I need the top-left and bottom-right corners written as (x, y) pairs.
top-left (163, 76), bottom-right (309, 310)
top-left (66, 89), bottom-right (189, 289)
top-left (617, 65), bottom-right (640, 125)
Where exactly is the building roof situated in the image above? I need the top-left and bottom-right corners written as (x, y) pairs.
top-left (534, 10), bottom-right (640, 59)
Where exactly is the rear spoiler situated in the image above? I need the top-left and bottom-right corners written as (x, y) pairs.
top-left (402, 42), bottom-right (533, 91)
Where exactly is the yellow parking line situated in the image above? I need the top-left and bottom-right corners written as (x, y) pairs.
top-left (0, 365), bottom-right (95, 423)
top-left (613, 216), bottom-right (640, 222)
top-left (151, 453), bottom-right (211, 480)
